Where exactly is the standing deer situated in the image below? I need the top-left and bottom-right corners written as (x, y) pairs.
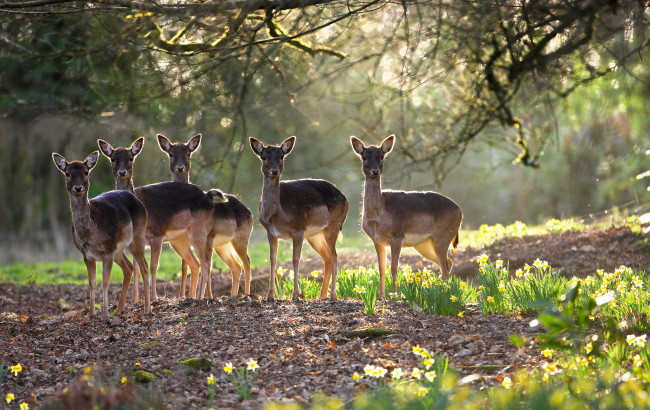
top-left (99, 137), bottom-right (253, 299)
top-left (155, 134), bottom-right (207, 296)
top-left (250, 136), bottom-right (348, 301)
top-left (350, 135), bottom-right (463, 298)
top-left (97, 138), bottom-right (215, 300)
top-left (52, 151), bottom-right (150, 316)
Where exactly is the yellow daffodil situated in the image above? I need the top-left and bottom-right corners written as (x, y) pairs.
top-left (412, 367), bottom-right (423, 379)
top-left (423, 358), bottom-right (434, 369)
top-left (498, 283), bottom-right (505, 293)
top-left (6, 393), bottom-right (15, 404)
top-left (515, 269), bottom-right (523, 277)
top-left (495, 259), bottom-right (503, 268)
top-left (451, 295), bottom-right (457, 302)
top-left (412, 345), bottom-right (423, 356)
top-left (425, 371), bottom-right (436, 382)
top-left (352, 372), bottom-right (363, 381)
top-left (247, 359), bottom-right (259, 371)
top-left (502, 377), bottom-right (512, 389)
top-left (224, 362), bottom-right (234, 374)
top-left (542, 349), bottom-right (553, 358)
top-left (460, 281), bottom-right (467, 290)
top-left (633, 354), bottom-right (644, 367)
top-left (478, 286), bottom-right (485, 291)
top-left (476, 254), bottom-right (489, 266)
top-left (487, 296), bottom-right (495, 303)
top-left (121, 376), bottom-right (127, 385)
top-left (20, 403), bottom-right (29, 410)
top-left (364, 364), bottom-right (374, 375)
top-left (585, 342), bottom-right (593, 354)
top-left (310, 271), bottom-right (319, 277)
top-left (417, 386), bottom-right (429, 397)
top-left (207, 374), bottom-right (215, 385)
top-left (458, 311), bottom-right (464, 318)
top-left (10, 363), bottom-right (22, 377)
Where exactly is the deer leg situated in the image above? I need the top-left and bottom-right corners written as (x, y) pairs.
top-left (267, 234), bottom-right (279, 301)
top-left (215, 244), bottom-right (242, 297)
top-left (129, 243), bottom-right (151, 314)
top-left (433, 239), bottom-right (453, 278)
top-left (85, 259), bottom-right (97, 316)
top-left (100, 257), bottom-right (114, 317)
top-left (170, 242), bottom-right (199, 298)
top-left (307, 234), bottom-right (332, 300)
top-left (373, 241), bottom-right (387, 298)
top-left (114, 252), bottom-right (134, 309)
top-left (149, 239), bottom-right (163, 301)
top-left (326, 231), bottom-right (340, 301)
top-left (291, 233), bottom-right (304, 302)
top-left (131, 262), bottom-right (140, 304)
top-left (197, 241), bottom-right (214, 299)
top-left (234, 241), bottom-right (252, 295)
top-left (180, 260), bottom-right (188, 295)
top-left (114, 253), bottom-right (133, 315)
top-left (389, 240), bottom-right (403, 296)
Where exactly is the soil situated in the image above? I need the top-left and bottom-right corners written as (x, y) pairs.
top-left (1, 225), bottom-right (648, 408)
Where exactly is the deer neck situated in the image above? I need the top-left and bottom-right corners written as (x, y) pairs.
top-left (259, 176), bottom-right (281, 224)
top-left (173, 173), bottom-right (189, 184)
top-left (115, 177), bottom-right (135, 194)
top-left (363, 176), bottom-right (384, 220)
top-left (69, 193), bottom-right (95, 247)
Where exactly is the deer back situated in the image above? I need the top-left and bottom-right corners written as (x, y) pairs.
top-left (134, 182), bottom-right (214, 237)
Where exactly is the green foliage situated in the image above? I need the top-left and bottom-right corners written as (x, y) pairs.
top-left (397, 267), bottom-right (469, 316)
top-left (479, 221), bottom-right (529, 244)
top-left (545, 218), bottom-right (584, 234)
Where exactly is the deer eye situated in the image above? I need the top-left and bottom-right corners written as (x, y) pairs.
top-left (111, 158), bottom-right (116, 162)
top-left (84, 171), bottom-right (89, 176)
top-left (65, 172), bottom-right (70, 177)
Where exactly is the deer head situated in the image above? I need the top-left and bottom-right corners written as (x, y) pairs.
top-left (350, 135), bottom-right (395, 178)
top-left (52, 151), bottom-right (99, 195)
top-left (249, 136), bottom-right (295, 178)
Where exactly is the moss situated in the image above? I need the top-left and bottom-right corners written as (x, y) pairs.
top-left (343, 327), bottom-right (395, 339)
top-left (133, 370), bottom-right (156, 383)
top-left (139, 341), bottom-right (161, 348)
top-left (179, 357), bottom-right (213, 371)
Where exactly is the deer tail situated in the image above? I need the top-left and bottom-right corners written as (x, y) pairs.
top-left (452, 233), bottom-right (459, 251)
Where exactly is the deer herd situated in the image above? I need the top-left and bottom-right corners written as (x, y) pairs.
top-left (52, 134), bottom-right (463, 317)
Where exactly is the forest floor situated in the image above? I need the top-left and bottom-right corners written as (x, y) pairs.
top-left (1, 225), bottom-right (649, 408)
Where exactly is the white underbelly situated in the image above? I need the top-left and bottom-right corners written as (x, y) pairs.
top-left (212, 233), bottom-right (235, 246)
top-left (403, 232), bottom-right (430, 246)
top-left (305, 224), bottom-right (327, 237)
top-left (163, 228), bottom-right (188, 241)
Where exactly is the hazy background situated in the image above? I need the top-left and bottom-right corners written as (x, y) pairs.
top-left (0, 0), bottom-right (648, 263)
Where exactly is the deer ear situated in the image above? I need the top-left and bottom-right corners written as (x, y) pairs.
top-left (281, 136), bottom-right (296, 156)
top-left (157, 134), bottom-right (172, 153)
top-left (381, 135), bottom-right (395, 155)
top-left (249, 137), bottom-right (264, 156)
top-left (350, 136), bottom-right (365, 156)
top-left (187, 134), bottom-right (202, 152)
top-left (52, 153), bottom-right (68, 172)
top-left (97, 139), bottom-right (114, 158)
top-left (130, 137), bottom-right (144, 156)
top-left (85, 151), bottom-right (99, 170)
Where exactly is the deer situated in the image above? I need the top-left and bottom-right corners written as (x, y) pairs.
top-left (99, 136), bottom-right (253, 299)
top-left (157, 133), bottom-right (253, 298)
top-left (250, 136), bottom-right (348, 301)
top-left (97, 138), bottom-right (215, 300)
top-left (52, 151), bottom-right (150, 316)
top-left (350, 135), bottom-right (463, 298)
